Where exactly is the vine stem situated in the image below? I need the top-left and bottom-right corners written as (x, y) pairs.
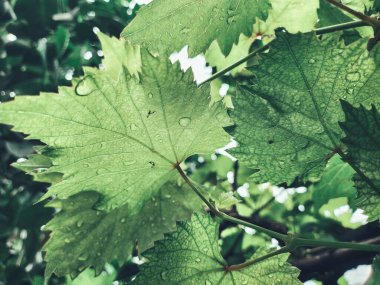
top-left (325, 0), bottom-right (380, 27)
top-left (198, 20), bottom-right (369, 86)
top-left (225, 246), bottom-right (290, 271)
top-left (176, 164), bottom-right (380, 252)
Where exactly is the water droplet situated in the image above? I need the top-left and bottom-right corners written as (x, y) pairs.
top-left (227, 16), bottom-right (236, 24)
top-left (96, 168), bottom-right (107, 175)
top-left (308, 59), bottom-right (315, 64)
top-left (165, 194), bottom-right (171, 199)
top-left (161, 271), bottom-right (169, 280)
top-left (64, 238), bottom-right (70, 243)
top-left (180, 27), bottom-right (191, 34)
top-left (295, 101), bottom-right (301, 106)
top-left (195, 258), bottom-right (201, 263)
top-left (78, 255), bottom-right (88, 261)
top-left (278, 261), bottom-right (284, 267)
top-left (179, 117), bottom-right (191, 127)
top-left (346, 72), bottom-right (361, 82)
top-left (76, 221), bottom-right (83, 228)
top-left (97, 252), bottom-right (101, 256)
top-left (241, 280), bottom-right (248, 285)
top-left (123, 160), bottom-right (136, 166)
top-left (130, 123), bottom-right (138, 131)
top-left (120, 218), bottom-right (126, 223)
top-left (345, 88), bottom-right (354, 95)
top-left (202, 247), bottom-right (208, 252)
top-left (148, 92), bottom-right (153, 98)
top-left (219, 16), bottom-right (224, 21)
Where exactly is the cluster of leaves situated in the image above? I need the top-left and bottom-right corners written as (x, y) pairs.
top-left (1, 0), bottom-right (380, 284)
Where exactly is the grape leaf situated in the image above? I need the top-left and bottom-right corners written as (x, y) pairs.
top-left (230, 31), bottom-right (379, 185)
top-left (311, 155), bottom-right (356, 211)
top-left (43, 181), bottom-right (201, 277)
top-left (253, 0), bottom-right (319, 35)
top-left (339, 101), bottom-right (380, 221)
top-left (121, 0), bottom-right (271, 56)
top-left (0, 34), bottom-right (230, 275)
top-left (132, 212), bottom-right (301, 285)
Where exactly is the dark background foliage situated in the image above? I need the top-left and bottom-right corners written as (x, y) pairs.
top-left (1, 1), bottom-right (379, 284)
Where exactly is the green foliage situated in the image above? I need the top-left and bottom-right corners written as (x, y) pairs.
top-left (132, 213), bottom-right (301, 285)
top-left (229, 31), bottom-right (379, 185)
top-left (311, 155), bottom-right (356, 211)
top-left (340, 101), bottom-right (380, 221)
top-left (1, 0), bottom-right (380, 284)
top-left (121, 0), bottom-right (271, 56)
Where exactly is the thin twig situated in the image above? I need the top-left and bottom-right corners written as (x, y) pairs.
top-left (326, 0), bottom-right (380, 27)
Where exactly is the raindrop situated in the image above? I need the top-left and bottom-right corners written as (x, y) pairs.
top-left (96, 168), bottom-right (107, 175)
top-left (345, 88), bottom-right (354, 95)
top-left (227, 16), bottom-right (236, 24)
top-left (76, 221), bottom-right (83, 228)
top-left (195, 258), bottom-right (201, 263)
top-left (165, 194), bottom-right (171, 199)
top-left (120, 218), bottom-right (126, 223)
top-left (202, 247), bottom-right (208, 252)
top-left (161, 271), bottom-right (169, 280)
top-left (241, 280), bottom-right (248, 285)
top-left (180, 27), bottom-right (191, 34)
top-left (78, 255), bottom-right (88, 261)
top-left (346, 72), bottom-right (361, 82)
top-left (308, 59), bottom-right (315, 64)
top-left (148, 92), bottom-right (153, 98)
top-left (179, 117), bottom-right (191, 127)
top-left (123, 160), bottom-right (136, 166)
top-left (64, 238), bottom-right (70, 244)
top-left (130, 123), bottom-right (138, 131)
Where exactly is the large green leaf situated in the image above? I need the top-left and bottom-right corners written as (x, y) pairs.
top-left (230, 31), bottom-right (379, 185)
top-left (0, 34), bottom-right (229, 275)
top-left (121, 0), bottom-right (271, 56)
top-left (340, 101), bottom-right (380, 221)
top-left (132, 212), bottom-right (301, 285)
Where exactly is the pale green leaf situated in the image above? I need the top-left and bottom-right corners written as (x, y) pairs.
top-left (230, 31), bottom-right (379, 185)
top-left (340, 101), bottom-right (380, 221)
top-left (121, 0), bottom-right (271, 56)
top-left (132, 212), bottom-right (302, 285)
top-left (253, 0), bottom-right (319, 35)
top-left (0, 34), bottom-right (229, 276)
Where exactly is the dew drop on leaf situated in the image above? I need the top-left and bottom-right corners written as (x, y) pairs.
top-left (64, 238), bottom-right (70, 244)
top-left (345, 72), bottom-right (361, 82)
top-left (161, 271), bottom-right (169, 280)
top-left (78, 255), bottom-right (88, 261)
top-left (308, 59), bottom-right (315, 64)
top-left (76, 221), bottom-right (83, 228)
top-left (148, 92), bottom-right (153, 98)
top-left (130, 123), bottom-right (138, 131)
top-left (179, 117), bottom-right (191, 127)
top-left (120, 218), bottom-right (126, 223)
top-left (241, 280), bottom-right (248, 285)
top-left (195, 258), bottom-right (201, 263)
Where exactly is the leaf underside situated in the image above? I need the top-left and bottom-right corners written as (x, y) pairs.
top-left (0, 34), bottom-right (230, 276)
top-left (132, 212), bottom-right (302, 285)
